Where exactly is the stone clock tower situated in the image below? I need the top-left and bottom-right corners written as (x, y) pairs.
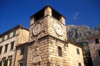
top-left (27, 5), bottom-right (70, 66)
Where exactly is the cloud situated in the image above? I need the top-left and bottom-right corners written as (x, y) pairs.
top-left (73, 12), bottom-right (80, 19)
top-left (75, 12), bottom-right (79, 16)
top-left (73, 16), bottom-right (76, 19)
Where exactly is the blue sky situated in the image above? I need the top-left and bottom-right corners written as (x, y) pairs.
top-left (0, 0), bottom-right (100, 34)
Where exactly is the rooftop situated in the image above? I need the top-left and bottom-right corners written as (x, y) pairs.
top-left (0, 24), bottom-right (29, 37)
top-left (86, 33), bottom-right (100, 40)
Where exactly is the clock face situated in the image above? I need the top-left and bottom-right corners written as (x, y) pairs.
top-left (33, 22), bottom-right (42, 35)
top-left (54, 22), bottom-right (63, 35)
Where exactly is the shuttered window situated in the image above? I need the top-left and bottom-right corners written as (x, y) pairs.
top-left (13, 30), bottom-right (16, 36)
top-left (2, 36), bottom-right (5, 41)
top-left (7, 33), bottom-right (10, 39)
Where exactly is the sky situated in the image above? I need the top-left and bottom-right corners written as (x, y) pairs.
top-left (0, 0), bottom-right (100, 34)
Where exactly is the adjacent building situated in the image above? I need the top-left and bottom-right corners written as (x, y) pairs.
top-left (0, 25), bottom-right (29, 66)
top-left (15, 42), bottom-right (28, 66)
top-left (87, 34), bottom-right (100, 66)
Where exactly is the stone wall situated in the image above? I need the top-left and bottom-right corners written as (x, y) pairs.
top-left (68, 43), bottom-right (84, 66)
top-left (48, 36), bottom-right (70, 66)
top-left (27, 36), bottom-right (49, 66)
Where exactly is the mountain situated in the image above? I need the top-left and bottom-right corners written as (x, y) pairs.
top-left (66, 24), bottom-right (100, 46)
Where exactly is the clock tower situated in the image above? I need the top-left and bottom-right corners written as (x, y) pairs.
top-left (27, 5), bottom-right (70, 66)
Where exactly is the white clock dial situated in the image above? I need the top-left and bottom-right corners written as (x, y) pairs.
top-left (33, 22), bottom-right (42, 35)
top-left (54, 22), bottom-right (63, 35)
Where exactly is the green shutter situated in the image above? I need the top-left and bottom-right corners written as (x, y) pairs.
top-left (4, 59), bottom-right (8, 66)
top-left (13, 30), bottom-right (16, 36)
top-left (2, 36), bottom-right (5, 41)
top-left (7, 33), bottom-right (10, 39)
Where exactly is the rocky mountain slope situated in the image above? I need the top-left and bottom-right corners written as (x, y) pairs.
top-left (66, 24), bottom-right (100, 46)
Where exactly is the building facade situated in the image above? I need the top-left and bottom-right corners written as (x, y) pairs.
top-left (27, 5), bottom-right (84, 66)
top-left (0, 5), bottom-right (85, 66)
top-left (87, 34), bottom-right (100, 66)
top-left (0, 25), bottom-right (29, 66)
top-left (15, 42), bottom-right (28, 66)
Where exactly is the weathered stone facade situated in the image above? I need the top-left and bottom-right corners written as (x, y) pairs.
top-left (27, 5), bottom-right (84, 66)
top-left (0, 25), bottom-right (29, 66)
top-left (0, 5), bottom-right (85, 66)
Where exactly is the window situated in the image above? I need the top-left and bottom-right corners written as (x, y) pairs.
top-left (13, 30), bottom-right (16, 36)
top-left (98, 50), bottom-right (100, 56)
top-left (20, 48), bottom-right (24, 55)
top-left (0, 46), bottom-right (2, 54)
top-left (5, 44), bottom-right (8, 52)
top-left (78, 63), bottom-right (81, 66)
top-left (7, 33), bottom-right (10, 39)
top-left (95, 38), bottom-right (99, 44)
top-left (2, 36), bottom-right (5, 41)
top-left (3, 61), bottom-right (6, 66)
top-left (19, 63), bottom-right (23, 66)
top-left (58, 47), bottom-right (62, 56)
top-left (8, 59), bottom-right (12, 66)
top-left (10, 41), bottom-right (14, 50)
top-left (77, 48), bottom-right (80, 54)
top-left (3, 60), bottom-right (8, 66)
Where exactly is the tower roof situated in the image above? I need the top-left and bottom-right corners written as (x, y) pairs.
top-left (30, 5), bottom-right (66, 19)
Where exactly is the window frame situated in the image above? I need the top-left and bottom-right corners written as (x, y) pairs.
top-left (95, 38), bottom-right (99, 44)
top-left (19, 63), bottom-right (23, 66)
top-left (78, 63), bottom-right (81, 66)
top-left (58, 47), bottom-right (62, 57)
top-left (20, 48), bottom-right (24, 55)
top-left (4, 44), bottom-right (8, 53)
top-left (0, 46), bottom-right (2, 54)
top-left (10, 41), bottom-right (15, 50)
top-left (8, 59), bottom-right (12, 66)
top-left (77, 48), bottom-right (80, 55)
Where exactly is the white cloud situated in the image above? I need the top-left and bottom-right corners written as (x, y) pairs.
top-left (75, 12), bottom-right (79, 16)
top-left (73, 12), bottom-right (80, 19)
top-left (73, 16), bottom-right (76, 19)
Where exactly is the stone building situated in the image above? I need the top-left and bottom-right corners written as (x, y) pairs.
top-left (87, 34), bottom-right (100, 66)
top-left (15, 42), bottom-right (28, 66)
top-left (27, 5), bottom-right (84, 66)
top-left (0, 5), bottom-right (85, 66)
top-left (0, 25), bottom-right (29, 66)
